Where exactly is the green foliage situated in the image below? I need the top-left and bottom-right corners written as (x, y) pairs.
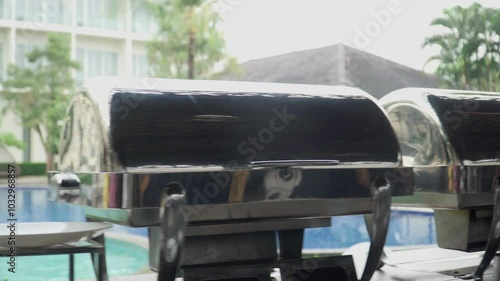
top-left (0, 131), bottom-right (24, 149)
top-left (209, 56), bottom-right (244, 80)
top-left (423, 3), bottom-right (500, 91)
top-left (146, 0), bottom-right (241, 79)
top-left (0, 109), bottom-right (23, 151)
top-left (0, 32), bottom-right (79, 167)
top-left (18, 162), bottom-right (47, 176)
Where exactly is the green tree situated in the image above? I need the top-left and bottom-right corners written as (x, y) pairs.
top-left (0, 131), bottom-right (23, 150)
top-left (1, 33), bottom-right (79, 170)
top-left (146, 0), bottom-right (240, 79)
top-left (481, 7), bottom-right (500, 91)
top-left (423, 3), bottom-right (500, 91)
top-left (0, 116), bottom-right (23, 150)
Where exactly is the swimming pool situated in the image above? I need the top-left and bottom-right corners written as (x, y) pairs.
top-left (0, 188), bottom-right (150, 281)
top-left (0, 237), bottom-right (148, 281)
top-left (0, 187), bottom-right (437, 280)
top-left (304, 208), bottom-right (436, 249)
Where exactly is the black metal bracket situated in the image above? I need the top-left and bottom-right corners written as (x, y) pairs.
top-left (360, 179), bottom-right (391, 281)
top-left (157, 187), bottom-right (187, 281)
top-left (462, 179), bottom-right (500, 281)
top-left (85, 217), bottom-right (109, 281)
top-left (90, 233), bottom-right (108, 281)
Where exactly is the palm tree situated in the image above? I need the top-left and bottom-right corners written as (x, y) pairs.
top-left (145, 0), bottom-right (240, 79)
top-left (107, 0), bottom-right (240, 79)
top-left (424, 4), bottom-right (500, 91)
top-left (423, 5), bottom-right (480, 89)
top-left (482, 7), bottom-right (500, 91)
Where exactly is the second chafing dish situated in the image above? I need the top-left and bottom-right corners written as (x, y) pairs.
top-left (381, 88), bottom-right (500, 280)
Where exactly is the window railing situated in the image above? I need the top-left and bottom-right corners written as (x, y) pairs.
top-left (15, 0), bottom-right (71, 25)
top-left (76, 48), bottom-right (118, 84)
top-left (7, 0), bottom-right (154, 32)
top-left (77, 0), bottom-right (125, 30)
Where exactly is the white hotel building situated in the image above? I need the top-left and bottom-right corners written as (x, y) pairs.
top-left (0, 0), bottom-right (155, 163)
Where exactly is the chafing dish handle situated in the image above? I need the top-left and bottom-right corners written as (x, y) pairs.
top-left (361, 179), bottom-right (391, 281)
top-left (465, 179), bottom-right (500, 281)
top-left (250, 160), bottom-right (339, 168)
top-left (157, 188), bottom-right (187, 281)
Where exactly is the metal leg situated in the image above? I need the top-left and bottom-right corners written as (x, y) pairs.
top-left (148, 227), bottom-right (162, 272)
top-left (90, 233), bottom-right (109, 281)
top-left (363, 214), bottom-right (388, 269)
top-left (360, 180), bottom-right (391, 281)
top-left (184, 262), bottom-right (273, 281)
top-left (463, 180), bottom-right (500, 280)
top-left (279, 256), bottom-right (357, 281)
top-left (69, 254), bottom-right (74, 281)
top-left (494, 254), bottom-right (500, 281)
top-left (157, 192), bottom-right (187, 281)
top-left (278, 229), bottom-right (304, 259)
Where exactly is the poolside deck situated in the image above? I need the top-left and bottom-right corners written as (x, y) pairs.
top-left (44, 244), bottom-right (500, 281)
top-left (0, 175), bottom-right (48, 186)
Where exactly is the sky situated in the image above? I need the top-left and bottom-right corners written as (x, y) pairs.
top-left (217, 0), bottom-right (500, 73)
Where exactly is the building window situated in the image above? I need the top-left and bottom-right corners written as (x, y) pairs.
top-left (0, 0), bottom-right (11, 19)
top-left (133, 54), bottom-right (149, 77)
top-left (46, 0), bottom-right (66, 24)
top-left (76, 48), bottom-right (118, 84)
top-left (0, 44), bottom-right (3, 82)
top-left (15, 43), bottom-right (38, 69)
top-left (77, 0), bottom-right (123, 30)
top-left (76, 48), bottom-right (84, 83)
top-left (131, 0), bottom-right (157, 34)
top-left (16, 0), bottom-right (69, 24)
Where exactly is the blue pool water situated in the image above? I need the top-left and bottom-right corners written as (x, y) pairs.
top-left (0, 187), bottom-right (148, 237)
top-left (1, 237), bottom-right (148, 281)
top-left (0, 188), bottom-right (149, 281)
top-left (0, 187), bottom-right (437, 280)
top-left (304, 209), bottom-right (436, 249)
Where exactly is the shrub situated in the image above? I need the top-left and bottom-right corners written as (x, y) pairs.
top-left (18, 162), bottom-right (46, 176)
top-left (0, 163), bottom-right (16, 177)
top-left (0, 162), bottom-right (47, 177)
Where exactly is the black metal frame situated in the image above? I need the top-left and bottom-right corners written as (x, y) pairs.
top-left (151, 180), bottom-right (392, 281)
top-left (0, 234), bottom-right (108, 281)
top-left (461, 180), bottom-right (500, 281)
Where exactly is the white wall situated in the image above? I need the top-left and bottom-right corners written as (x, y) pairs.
top-left (0, 98), bottom-right (24, 163)
top-left (30, 128), bottom-right (47, 163)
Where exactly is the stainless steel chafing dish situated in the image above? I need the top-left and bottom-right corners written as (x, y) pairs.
top-left (49, 77), bottom-right (413, 281)
top-left (380, 88), bottom-right (500, 280)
